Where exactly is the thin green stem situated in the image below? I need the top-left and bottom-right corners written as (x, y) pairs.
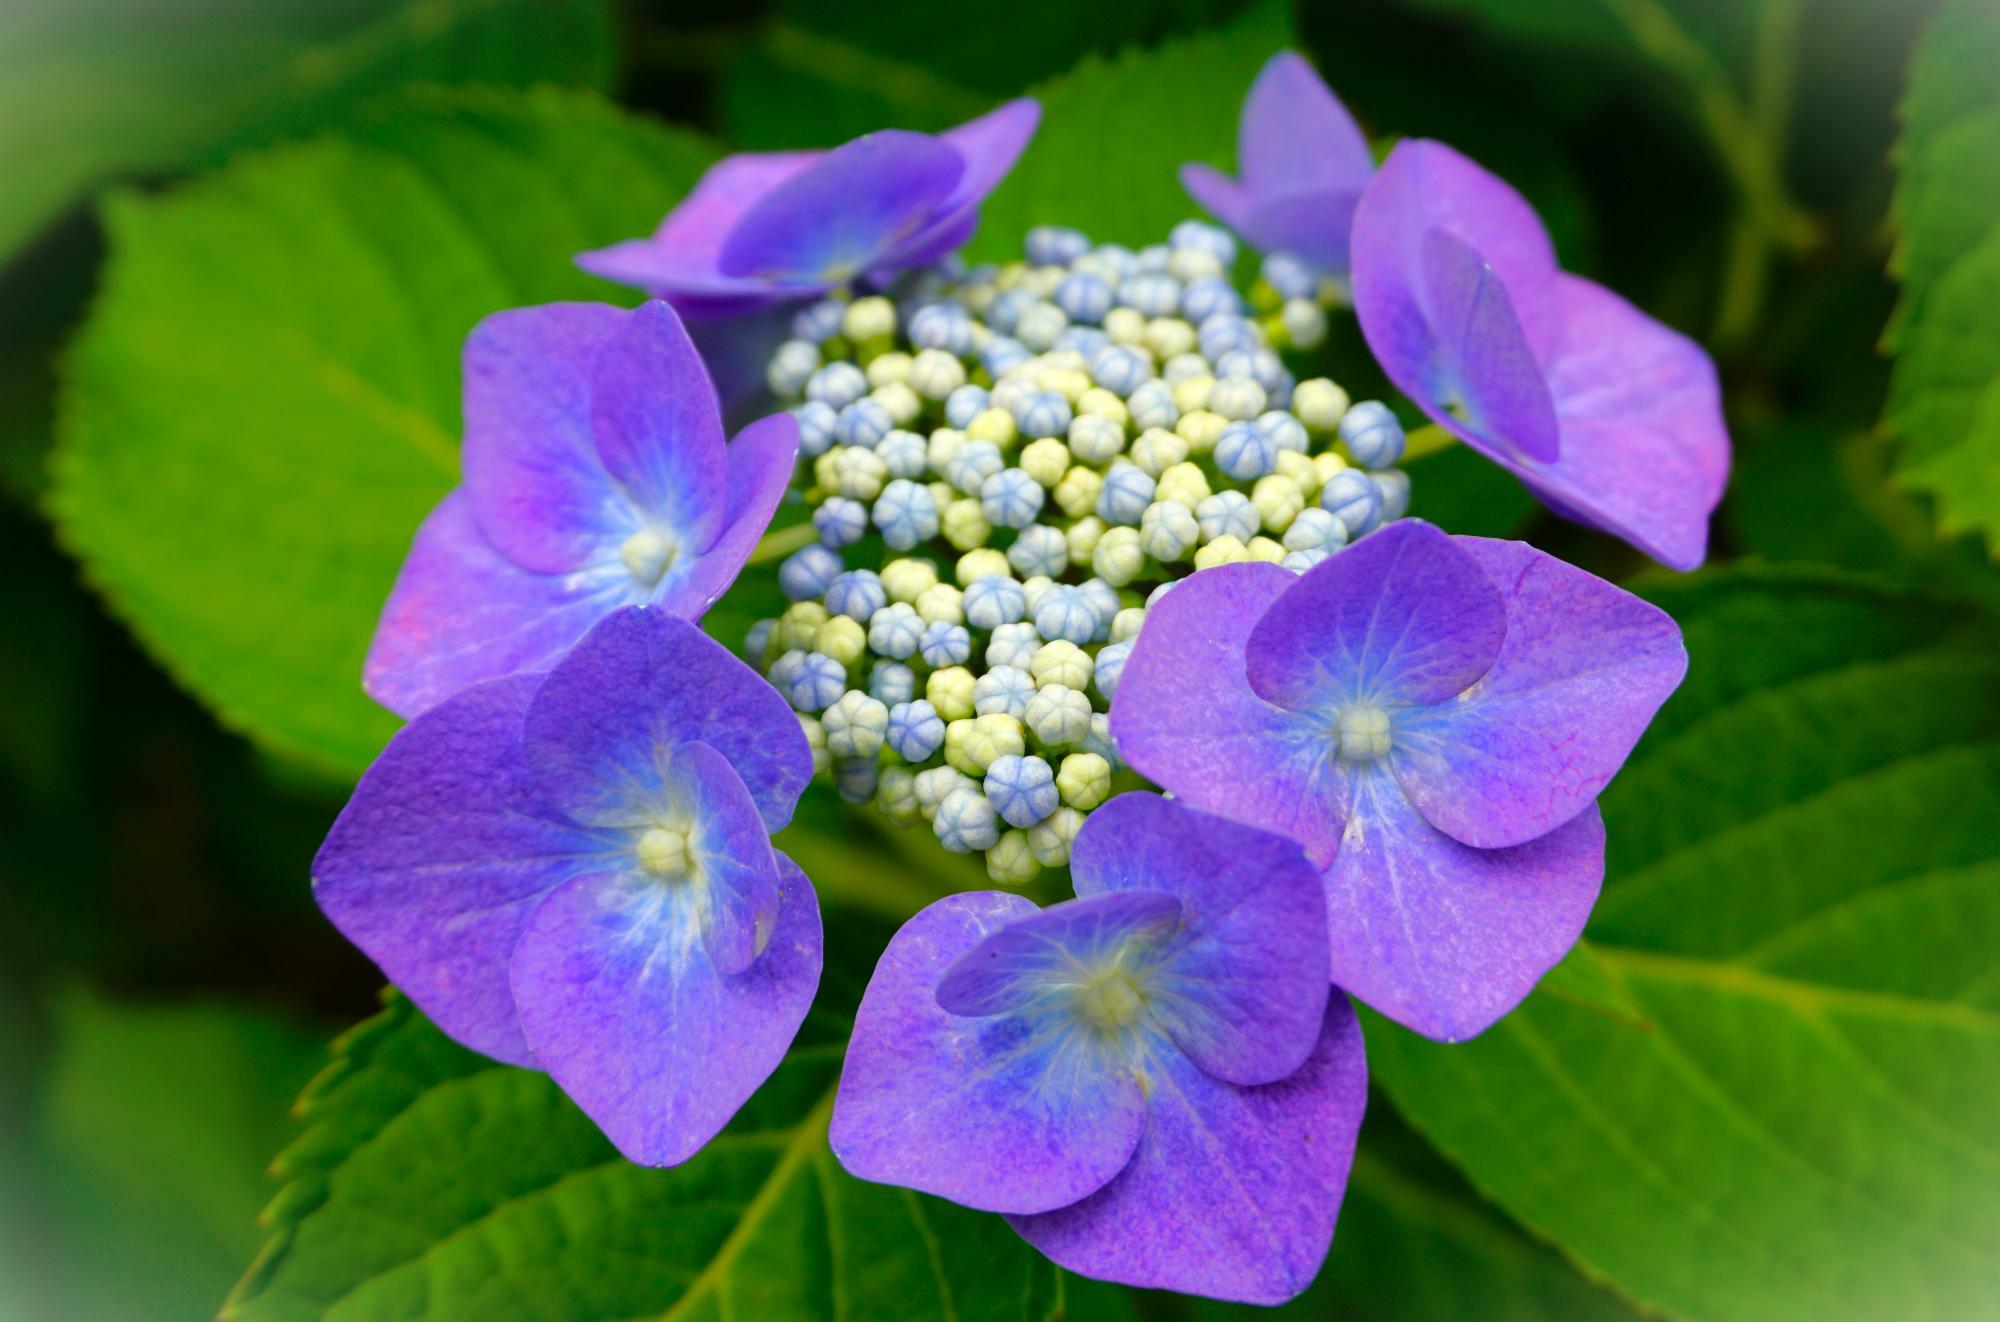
top-left (747, 521), bottom-right (817, 566)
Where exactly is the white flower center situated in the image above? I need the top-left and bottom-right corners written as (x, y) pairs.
top-left (1336, 703), bottom-right (1392, 762)
top-left (1074, 970), bottom-right (1145, 1031)
top-left (636, 827), bottom-right (691, 880)
top-left (620, 529), bottom-right (678, 586)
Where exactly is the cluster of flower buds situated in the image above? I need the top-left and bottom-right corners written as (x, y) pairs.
top-left (743, 220), bottom-right (1410, 882)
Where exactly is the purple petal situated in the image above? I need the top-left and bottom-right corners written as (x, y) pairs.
top-left (648, 151), bottom-right (822, 261)
top-left (1351, 138), bottom-right (1562, 366)
top-left (670, 411), bottom-right (800, 615)
top-left (1392, 536), bottom-right (1685, 849)
top-left (1109, 564), bottom-right (1338, 864)
top-left (830, 891), bottom-right (1151, 1215)
top-left (313, 673), bottom-right (608, 1066)
top-left (935, 889), bottom-right (1184, 1017)
top-left (575, 239), bottom-right (800, 319)
top-left (363, 491), bottom-right (634, 720)
top-left (1179, 163), bottom-right (1253, 231)
top-left (1070, 794), bottom-right (1329, 1086)
top-left (588, 301), bottom-right (729, 548)
top-left (1416, 228), bottom-right (1560, 462)
top-left (938, 99), bottom-right (1043, 214)
top-left (719, 132), bottom-right (963, 284)
top-left (509, 853), bottom-right (821, 1166)
top-left (665, 741), bottom-right (782, 975)
top-left (1239, 52), bottom-right (1373, 198)
top-left (1242, 188), bottom-right (1363, 277)
top-left (521, 607), bottom-right (811, 833)
top-left (1245, 520), bottom-right (1507, 709)
top-left (1325, 768), bottom-right (1602, 1042)
top-left (1007, 997), bottom-right (1367, 1305)
top-left (460, 303), bottom-right (631, 573)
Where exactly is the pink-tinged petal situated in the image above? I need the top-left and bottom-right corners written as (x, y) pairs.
top-left (522, 607), bottom-right (810, 833)
top-left (670, 411), bottom-right (800, 614)
top-left (313, 674), bottom-right (609, 1066)
top-left (1326, 769), bottom-right (1602, 1042)
top-left (1109, 564), bottom-right (1339, 864)
top-left (1241, 188), bottom-right (1363, 277)
top-left (1392, 537), bottom-right (1685, 849)
top-left (1418, 228), bottom-right (1560, 462)
top-left (831, 891), bottom-right (1150, 1215)
top-left (1007, 997), bottom-right (1367, 1305)
top-left (719, 132), bottom-right (962, 284)
top-left (1352, 138), bottom-right (1562, 365)
top-left (1071, 794), bottom-right (1329, 1086)
top-left (665, 741), bottom-right (782, 976)
top-left (935, 890), bottom-right (1183, 1016)
top-left (588, 300), bottom-right (729, 548)
top-left (1246, 520), bottom-right (1507, 709)
top-left (460, 303), bottom-right (631, 573)
top-left (1238, 52), bottom-right (1373, 199)
top-left (509, 854), bottom-right (821, 1167)
top-left (363, 491), bottom-right (634, 720)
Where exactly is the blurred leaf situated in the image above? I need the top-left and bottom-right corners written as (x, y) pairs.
top-left (0, 0), bottom-right (615, 266)
top-left (225, 930), bottom-right (1064, 1322)
top-left (1882, 0), bottom-right (2000, 551)
top-left (1368, 564), bottom-right (2000, 1320)
top-left (964, 0), bottom-right (1295, 261)
top-left (50, 87), bottom-right (717, 778)
top-left (27, 987), bottom-right (326, 1321)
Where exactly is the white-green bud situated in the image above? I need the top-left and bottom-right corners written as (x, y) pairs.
top-left (843, 296), bottom-right (897, 343)
top-left (1194, 534), bottom-right (1250, 569)
top-left (927, 665), bottom-right (975, 720)
top-left (1031, 640), bottom-right (1093, 691)
top-left (913, 765), bottom-right (972, 819)
top-left (1282, 298), bottom-right (1329, 350)
top-left (1209, 376), bottom-right (1267, 421)
top-left (1067, 413), bottom-right (1126, 464)
top-left (812, 615), bottom-right (866, 667)
top-left (1019, 437), bottom-right (1070, 487)
top-left (866, 351), bottom-right (912, 388)
top-left (1110, 606), bottom-right (1147, 644)
top-left (1056, 752), bottom-right (1111, 811)
top-left (1053, 465), bottom-right (1104, 519)
top-left (941, 497), bottom-right (992, 550)
top-left (1104, 306), bottom-right (1147, 345)
top-left (986, 829), bottom-right (1041, 884)
top-left (909, 348), bottom-right (966, 399)
top-left (926, 427), bottom-right (968, 471)
top-left (799, 714), bottom-right (830, 776)
top-left (877, 765), bottom-right (921, 827)
top-left (915, 582), bottom-right (965, 625)
top-left (1139, 499), bottom-right (1198, 562)
top-left (1027, 807), bottom-right (1084, 867)
top-left (956, 547), bottom-right (1011, 586)
top-left (1129, 427), bottom-right (1189, 477)
top-left (872, 382), bottom-right (921, 427)
top-left (1155, 461), bottom-right (1211, 508)
top-left (1144, 317), bottom-right (1197, 361)
top-left (1025, 684), bottom-right (1094, 749)
top-left (881, 557), bottom-right (940, 604)
top-left (1092, 525), bottom-right (1146, 586)
top-left (1252, 474), bottom-right (1305, 533)
top-left (1293, 378), bottom-right (1351, 432)
top-left (964, 713), bottom-right (1026, 772)
top-left (823, 689), bottom-right (889, 759)
top-left (1065, 516), bottom-right (1105, 563)
top-left (831, 446), bottom-right (887, 500)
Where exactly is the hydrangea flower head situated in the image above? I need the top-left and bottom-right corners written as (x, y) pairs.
top-left (577, 101), bottom-right (1041, 318)
top-left (1111, 520), bottom-right (1686, 1040)
top-left (1179, 51), bottom-right (1374, 279)
top-left (317, 606), bottom-right (818, 1165)
top-left (831, 793), bottom-right (1366, 1303)
top-left (1350, 140), bottom-right (1731, 569)
top-left (365, 300), bottom-right (798, 717)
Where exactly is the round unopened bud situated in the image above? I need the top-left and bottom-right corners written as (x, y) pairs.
top-left (1093, 640), bottom-right (1133, 700)
top-left (823, 690), bottom-right (890, 759)
top-left (865, 351), bottom-right (912, 389)
top-left (1274, 449), bottom-right (1319, 497)
top-left (1066, 414), bottom-right (1125, 465)
top-left (984, 753), bottom-right (1058, 828)
top-left (1194, 535), bottom-right (1250, 570)
top-left (1253, 474), bottom-right (1305, 532)
top-left (1019, 438), bottom-right (1070, 487)
top-left (982, 467), bottom-right (1046, 529)
top-left (866, 602), bottom-right (923, 659)
top-left (927, 665), bottom-right (976, 720)
top-left (1320, 468), bottom-right (1384, 538)
top-left (877, 765), bottom-right (921, 827)
top-left (1056, 752), bottom-right (1112, 811)
top-left (1027, 807), bottom-right (1084, 867)
top-left (870, 659), bottom-right (916, 706)
top-left (784, 651), bottom-right (848, 711)
top-left (913, 765), bottom-right (972, 819)
top-left (1053, 465), bottom-right (1105, 518)
top-left (768, 339), bottom-right (821, 396)
top-left (1197, 490), bottom-right (1260, 543)
top-left (1283, 506), bottom-right (1350, 554)
top-left (886, 699), bottom-right (946, 762)
top-left (966, 407), bottom-right (1018, 448)
top-left (1127, 380), bottom-right (1179, 432)
top-left (807, 361), bottom-right (868, 409)
top-left (1340, 400), bottom-right (1406, 469)
top-left (1209, 376), bottom-right (1267, 422)
top-left (1065, 515), bottom-right (1106, 563)
top-left (1031, 640), bottom-right (1093, 691)
top-left (986, 829), bottom-right (1041, 884)
top-left (973, 665), bottom-right (1036, 720)
top-left (1143, 315), bottom-right (1197, 360)
top-left (799, 713), bottom-right (829, 775)
top-left (1374, 468), bottom-right (1411, 521)
top-left (964, 713), bottom-right (1026, 772)
top-left (775, 601), bottom-right (829, 652)
top-left (1245, 535), bottom-right (1287, 563)
top-left (1292, 378), bottom-right (1350, 432)
top-left (842, 296), bottom-right (897, 343)
top-left (1171, 374), bottom-right (1215, 415)
top-left (963, 574), bottom-right (1027, 628)
top-left (1092, 525), bottom-right (1146, 586)
top-left (880, 557), bottom-right (939, 605)
top-left (780, 544), bottom-right (842, 601)
top-left (1215, 421), bottom-right (1277, 480)
top-left (813, 615), bottom-right (866, 667)
top-left (1155, 461), bottom-right (1211, 509)
top-left (831, 445), bottom-right (888, 500)
top-left (1110, 606), bottom-right (1147, 644)
top-left (986, 621), bottom-right (1039, 671)
top-left (941, 498), bottom-right (992, 551)
top-left (1075, 388), bottom-right (1128, 428)
top-left (1025, 684), bottom-right (1093, 749)
top-left (919, 620), bottom-right (972, 668)
top-left (1175, 409), bottom-right (1226, 455)
top-left (1129, 427), bottom-right (1189, 477)
top-left (934, 788), bottom-right (1000, 853)
top-left (1137, 498), bottom-right (1199, 563)
top-left (1104, 306), bottom-right (1147, 345)
top-left (914, 582), bottom-right (964, 626)
top-left (1096, 461), bottom-right (1156, 525)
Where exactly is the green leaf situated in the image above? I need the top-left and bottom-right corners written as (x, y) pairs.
top-left (50, 87), bottom-right (717, 777)
top-left (1367, 565), bottom-right (2000, 1321)
top-left (964, 0), bottom-right (1296, 262)
top-left (1883, 0), bottom-right (2000, 549)
top-left (0, 0), bottom-right (614, 265)
top-left (225, 926), bottom-right (1063, 1322)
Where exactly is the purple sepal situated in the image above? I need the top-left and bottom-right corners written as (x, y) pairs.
top-left (935, 889), bottom-right (1183, 1017)
top-left (1007, 998), bottom-right (1367, 1305)
top-left (509, 853), bottom-right (822, 1166)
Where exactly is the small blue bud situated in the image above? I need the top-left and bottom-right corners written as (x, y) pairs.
top-left (1196, 490), bottom-right (1260, 543)
top-left (1094, 639), bottom-right (1134, 700)
top-left (1089, 344), bottom-right (1153, 398)
top-left (814, 496), bottom-right (868, 547)
top-left (1026, 225), bottom-right (1091, 267)
top-left (1119, 273), bottom-right (1182, 318)
top-left (1180, 274), bottom-right (1243, 323)
top-left (1054, 326), bottom-right (1111, 358)
top-left (1055, 271), bottom-right (1115, 324)
top-left (876, 429), bottom-right (929, 479)
top-left (1170, 219), bottom-right (1237, 265)
top-left (806, 361), bottom-right (867, 409)
top-left (870, 659), bottom-right (916, 706)
top-left (1006, 524), bottom-right (1069, 578)
top-left (1097, 461), bottom-right (1157, 526)
top-left (794, 401), bottom-right (838, 458)
top-left (934, 788), bottom-right (1001, 853)
top-left (1283, 506), bottom-right (1349, 553)
top-left (946, 439), bottom-right (1005, 496)
top-left (982, 335), bottom-right (1031, 376)
top-left (1262, 251), bottom-right (1318, 301)
top-left (909, 303), bottom-right (975, 355)
top-left (767, 648), bottom-right (807, 692)
top-left (785, 652), bottom-right (847, 712)
top-left (766, 339), bottom-right (820, 396)
top-left (973, 665), bottom-right (1035, 720)
top-left (833, 754), bottom-right (879, 804)
top-left (987, 289), bottom-right (1035, 333)
top-left (1084, 712), bottom-right (1121, 770)
top-left (887, 699), bottom-right (946, 762)
top-left (964, 574), bottom-right (1027, 629)
top-left (919, 620), bottom-right (973, 669)
top-left (984, 754), bottom-right (1059, 828)
top-left (945, 383), bottom-right (992, 430)
top-left (1077, 577), bottom-right (1122, 630)
top-left (835, 398), bottom-right (893, 449)
top-left (1219, 346), bottom-right (1287, 393)
top-left (825, 568), bottom-right (887, 621)
top-left (1215, 421), bottom-right (1278, 480)
top-left (744, 618), bottom-right (775, 661)
top-left (1127, 380), bottom-right (1179, 431)
top-left (1282, 547), bottom-right (1332, 574)
top-left (1257, 409), bottom-right (1309, 454)
top-left (1373, 468), bottom-right (1411, 521)
top-left (873, 479), bottom-right (940, 550)
top-left (1340, 400), bottom-right (1406, 469)
top-left (867, 602), bottom-right (925, 659)
top-left (982, 467), bottom-right (1046, 529)
top-left (1198, 314), bottom-right (1259, 362)
top-left (1033, 586), bottom-right (1100, 645)
top-left (791, 298), bottom-right (847, 344)
top-left (1321, 467), bottom-right (1385, 537)
top-left (1012, 391), bottom-right (1073, 441)
top-left (780, 544), bottom-right (842, 601)
top-left (1016, 302), bottom-right (1068, 351)
top-left (1084, 244), bottom-right (1137, 281)
top-left (1135, 244), bottom-right (1172, 272)
top-left (986, 621), bottom-right (1040, 670)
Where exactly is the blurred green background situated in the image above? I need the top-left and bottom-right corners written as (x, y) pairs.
top-left (2, 0), bottom-right (1996, 1318)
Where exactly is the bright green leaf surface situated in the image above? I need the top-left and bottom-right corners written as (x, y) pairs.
top-left (225, 921), bottom-right (1064, 1322)
top-left (964, 0), bottom-right (1296, 262)
top-left (1883, 0), bottom-right (2000, 548)
top-left (0, 0), bottom-right (614, 265)
top-left (1367, 565), bottom-right (2000, 1321)
top-left (50, 87), bottom-right (717, 777)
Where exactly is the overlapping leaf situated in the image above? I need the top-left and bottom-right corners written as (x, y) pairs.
top-left (1367, 565), bottom-right (2000, 1321)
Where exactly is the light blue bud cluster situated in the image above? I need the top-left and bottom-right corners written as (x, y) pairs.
top-left (750, 219), bottom-right (1418, 883)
